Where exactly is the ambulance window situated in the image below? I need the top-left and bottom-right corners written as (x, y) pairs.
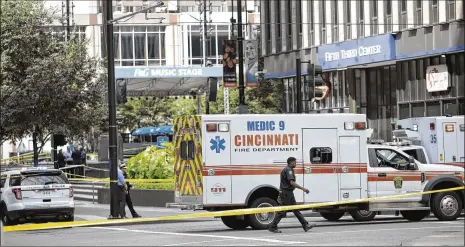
top-left (180, 141), bottom-right (188, 160)
top-left (187, 140), bottom-right (195, 160)
top-left (310, 147), bottom-right (333, 164)
top-left (180, 140), bottom-right (195, 160)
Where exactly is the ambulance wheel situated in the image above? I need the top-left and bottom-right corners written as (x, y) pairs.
top-left (400, 210), bottom-right (430, 221)
top-left (221, 216), bottom-right (249, 230)
top-left (349, 210), bottom-right (376, 222)
top-left (431, 191), bottom-right (462, 221)
top-left (320, 212), bottom-right (345, 221)
top-left (246, 197), bottom-right (278, 230)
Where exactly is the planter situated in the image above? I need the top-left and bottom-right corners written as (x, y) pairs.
top-left (97, 188), bottom-right (174, 207)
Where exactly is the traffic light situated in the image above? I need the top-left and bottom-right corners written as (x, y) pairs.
top-left (53, 134), bottom-right (67, 147)
top-left (307, 63), bottom-right (329, 101)
top-left (116, 79), bottom-right (127, 104)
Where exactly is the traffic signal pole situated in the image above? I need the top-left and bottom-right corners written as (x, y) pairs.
top-left (104, 0), bottom-right (120, 219)
top-left (103, 0), bottom-right (165, 219)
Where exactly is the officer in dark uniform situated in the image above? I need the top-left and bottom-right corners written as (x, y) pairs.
top-left (269, 157), bottom-right (316, 233)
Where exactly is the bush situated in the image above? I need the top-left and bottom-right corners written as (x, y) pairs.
top-left (125, 142), bottom-right (175, 180)
top-left (103, 182), bottom-right (173, 190)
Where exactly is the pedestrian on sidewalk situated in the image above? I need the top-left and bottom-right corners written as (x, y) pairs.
top-left (269, 157), bottom-right (316, 233)
top-left (120, 163), bottom-right (141, 218)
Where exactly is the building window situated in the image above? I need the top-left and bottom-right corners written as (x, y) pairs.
top-left (113, 26), bottom-right (166, 67)
top-left (265, 0), bottom-right (271, 54)
top-left (447, 0), bottom-right (456, 21)
top-left (310, 147), bottom-right (333, 164)
top-left (344, 0), bottom-right (351, 40)
top-left (308, 0), bottom-right (315, 46)
top-left (415, 0), bottom-right (423, 27)
top-left (286, 0), bottom-right (292, 50)
top-left (385, 0), bottom-right (393, 32)
top-left (276, 0), bottom-right (282, 53)
top-left (182, 24), bottom-right (233, 66)
top-left (371, 0), bottom-right (379, 35)
top-left (320, 0), bottom-right (327, 44)
top-left (431, 0), bottom-right (439, 24)
top-left (297, 0), bottom-right (303, 48)
top-left (332, 0), bottom-right (338, 42)
top-left (399, 0), bottom-right (407, 30)
top-left (358, 1), bottom-right (365, 38)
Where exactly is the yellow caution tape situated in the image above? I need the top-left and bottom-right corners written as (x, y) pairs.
top-left (3, 186), bottom-right (464, 232)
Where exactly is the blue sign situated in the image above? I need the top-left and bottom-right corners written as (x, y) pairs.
top-left (157, 136), bottom-right (169, 146)
top-left (318, 34), bottom-right (396, 70)
top-left (115, 66), bottom-right (223, 79)
top-left (210, 136), bottom-right (226, 153)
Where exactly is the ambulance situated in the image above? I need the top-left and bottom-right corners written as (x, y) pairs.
top-left (166, 114), bottom-right (464, 230)
top-left (394, 116), bottom-right (464, 167)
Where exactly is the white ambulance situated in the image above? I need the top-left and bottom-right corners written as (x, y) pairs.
top-left (394, 116), bottom-right (464, 168)
top-left (167, 114), bottom-right (464, 230)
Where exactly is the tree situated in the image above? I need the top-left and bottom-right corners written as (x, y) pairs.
top-left (1, 0), bottom-right (106, 165)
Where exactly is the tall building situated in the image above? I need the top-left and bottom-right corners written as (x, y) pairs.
top-left (260, 0), bottom-right (464, 141)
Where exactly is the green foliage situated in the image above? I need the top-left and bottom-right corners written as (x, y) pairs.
top-left (125, 142), bottom-right (175, 179)
top-left (0, 0), bottom-right (106, 158)
top-left (104, 182), bottom-right (174, 190)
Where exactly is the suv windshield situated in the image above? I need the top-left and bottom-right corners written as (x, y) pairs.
top-left (10, 172), bottom-right (69, 186)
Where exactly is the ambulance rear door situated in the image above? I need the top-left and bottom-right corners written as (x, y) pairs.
top-left (203, 120), bottom-right (232, 205)
top-left (441, 121), bottom-right (460, 163)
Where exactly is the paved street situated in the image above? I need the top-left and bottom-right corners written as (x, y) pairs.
top-left (3, 211), bottom-right (464, 246)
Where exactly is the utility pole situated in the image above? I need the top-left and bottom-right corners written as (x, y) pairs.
top-left (104, 0), bottom-right (120, 219)
top-left (237, 0), bottom-right (247, 114)
top-left (66, 0), bottom-right (70, 41)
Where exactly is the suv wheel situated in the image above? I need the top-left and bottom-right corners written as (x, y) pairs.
top-left (1, 204), bottom-right (17, 226)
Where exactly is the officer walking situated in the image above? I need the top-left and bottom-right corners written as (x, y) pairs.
top-left (120, 163), bottom-right (141, 218)
top-left (269, 157), bottom-right (316, 233)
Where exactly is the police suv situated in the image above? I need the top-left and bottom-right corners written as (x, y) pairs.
top-left (0, 168), bottom-right (75, 225)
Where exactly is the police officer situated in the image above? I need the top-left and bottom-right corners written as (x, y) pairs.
top-left (117, 162), bottom-right (128, 218)
top-left (120, 164), bottom-right (141, 218)
top-left (269, 157), bottom-right (316, 233)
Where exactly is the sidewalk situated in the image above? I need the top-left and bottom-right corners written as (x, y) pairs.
top-left (74, 200), bottom-right (321, 221)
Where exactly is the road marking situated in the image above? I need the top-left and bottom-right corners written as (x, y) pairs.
top-left (276, 225), bottom-right (464, 238)
top-left (164, 239), bottom-right (227, 246)
top-left (431, 221), bottom-right (464, 225)
top-left (92, 226), bottom-right (306, 245)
